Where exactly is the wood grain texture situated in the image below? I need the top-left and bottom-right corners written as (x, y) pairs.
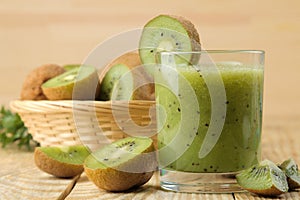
top-left (0, 167), bottom-right (74, 200)
top-left (0, 116), bottom-right (299, 199)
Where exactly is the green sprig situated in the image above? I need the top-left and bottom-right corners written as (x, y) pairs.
top-left (0, 106), bottom-right (39, 150)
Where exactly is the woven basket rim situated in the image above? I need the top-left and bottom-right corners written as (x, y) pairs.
top-left (10, 100), bottom-right (156, 114)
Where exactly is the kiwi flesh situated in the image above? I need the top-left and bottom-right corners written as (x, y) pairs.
top-left (84, 137), bottom-right (157, 192)
top-left (63, 64), bottom-right (81, 71)
top-left (99, 52), bottom-right (154, 101)
top-left (236, 159), bottom-right (289, 196)
top-left (34, 145), bottom-right (90, 178)
top-left (41, 65), bottom-right (100, 100)
top-left (139, 14), bottom-right (201, 75)
top-left (279, 158), bottom-right (300, 190)
top-left (99, 63), bottom-right (134, 101)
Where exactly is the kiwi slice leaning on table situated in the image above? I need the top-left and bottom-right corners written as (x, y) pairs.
top-left (236, 159), bottom-right (289, 196)
top-left (34, 145), bottom-right (90, 178)
top-left (41, 65), bottom-right (100, 100)
top-left (84, 137), bottom-right (157, 192)
top-left (139, 14), bottom-right (201, 75)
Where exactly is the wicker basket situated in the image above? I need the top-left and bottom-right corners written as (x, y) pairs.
top-left (10, 100), bottom-right (157, 150)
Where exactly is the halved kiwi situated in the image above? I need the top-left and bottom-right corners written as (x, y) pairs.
top-left (139, 14), bottom-right (201, 75)
top-left (34, 145), bottom-right (90, 178)
top-left (20, 64), bottom-right (66, 100)
top-left (41, 65), bottom-right (100, 100)
top-left (84, 137), bottom-right (157, 192)
top-left (279, 158), bottom-right (300, 190)
top-left (236, 159), bottom-right (289, 196)
top-left (99, 52), bottom-right (154, 101)
top-left (99, 63), bottom-right (134, 101)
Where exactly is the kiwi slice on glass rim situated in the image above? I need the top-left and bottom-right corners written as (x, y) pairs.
top-left (41, 65), bottom-right (100, 100)
top-left (34, 145), bottom-right (90, 178)
top-left (236, 159), bottom-right (289, 196)
top-left (84, 137), bottom-right (157, 192)
top-left (139, 14), bottom-right (201, 75)
top-left (279, 158), bottom-right (300, 190)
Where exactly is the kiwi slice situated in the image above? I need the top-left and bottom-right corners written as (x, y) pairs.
top-left (34, 145), bottom-right (90, 178)
top-left (139, 14), bottom-right (201, 75)
top-left (236, 159), bottom-right (289, 196)
top-left (84, 137), bottom-right (157, 192)
top-left (279, 158), bottom-right (300, 190)
top-left (41, 65), bottom-right (100, 100)
top-left (99, 63), bottom-right (134, 101)
top-left (99, 52), bottom-right (155, 101)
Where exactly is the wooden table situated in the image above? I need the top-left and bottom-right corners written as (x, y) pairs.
top-left (0, 115), bottom-right (299, 200)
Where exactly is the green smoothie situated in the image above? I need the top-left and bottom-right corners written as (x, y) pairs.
top-left (156, 63), bottom-right (263, 173)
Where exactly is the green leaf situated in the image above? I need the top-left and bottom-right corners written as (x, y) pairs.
top-left (0, 105), bottom-right (39, 150)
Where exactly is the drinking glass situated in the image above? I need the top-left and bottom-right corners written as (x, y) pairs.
top-left (155, 50), bottom-right (265, 193)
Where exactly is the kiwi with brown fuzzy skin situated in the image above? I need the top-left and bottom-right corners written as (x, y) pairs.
top-left (84, 137), bottom-right (157, 192)
top-left (139, 14), bottom-right (201, 76)
top-left (20, 64), bottom-right (66, 100)
top-left (34, 145), bottom-right (90, 178)
top-left (99, 52), bottom-right (154, 100)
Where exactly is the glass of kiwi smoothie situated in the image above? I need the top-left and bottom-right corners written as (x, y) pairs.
top-left (155, 50), bottom-right (265, 193)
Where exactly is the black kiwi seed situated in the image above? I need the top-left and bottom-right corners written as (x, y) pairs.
top-left (177, 107), bottom-right (181, 112)
top-left (160, 33), bottom-right (163, 37)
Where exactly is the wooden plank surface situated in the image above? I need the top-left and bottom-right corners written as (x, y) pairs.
top-left (0, 116), bottom-right (299, 200)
